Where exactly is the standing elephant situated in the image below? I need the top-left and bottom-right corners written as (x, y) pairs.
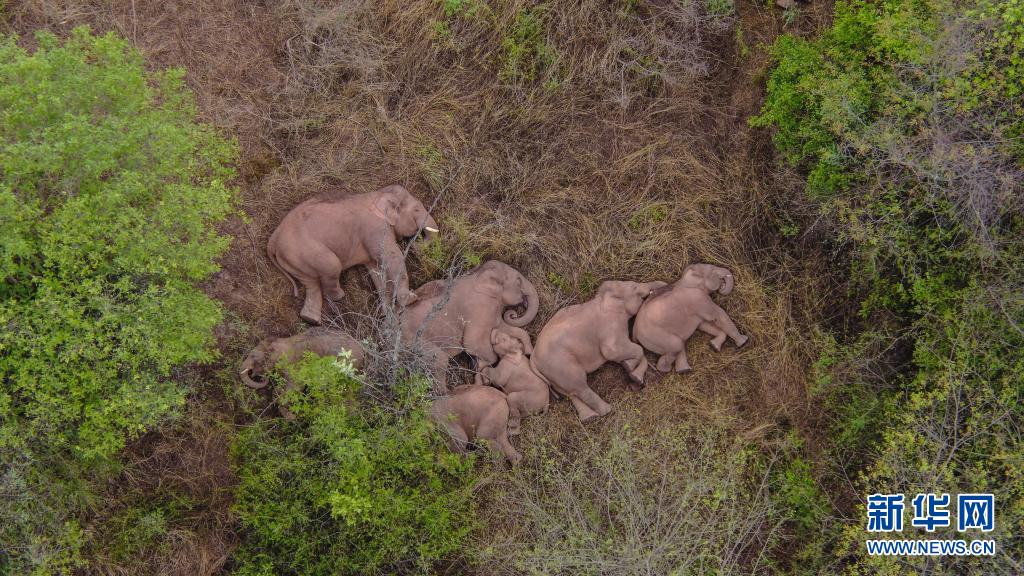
top-left (240, 328), bottom-right (365, 419)
top-left (633, 263), bottom-right (748, 373)
top-left (431, 385), bottom-right (521, 464)
top-left (531, 280), bottom-right (666, 422)
top-left (476, 326), bottom-right (549, 435)
top-left (401, 260), bottom-right (539, 392)
top-left (267, 184), bottom-right (439, 325)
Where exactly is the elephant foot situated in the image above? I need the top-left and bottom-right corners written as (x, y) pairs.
top-left (710, 335), bottom-right (726, 352)
top-left (656, 355), bottom-right (676, 373)
top-left (674, 358), bottom-right (692, 373)
top-left (324, 286), bottom-right (346, 301)
top-left (578, 411), bottom-right (600, 423)
top-left (597, 403), bottom-right (613, 417)
top-left (397, 290), bottom-right (418, 307)
top-left (299, 297), bottom-right (323, 325)
top-left (628, 364), bottom-right (647, 384)
top-left (734, 334), bottom-right (750, 348)
top-left (299, 310), bottom-right (322, 325)
top-left (627, 381), bottom-right (644, 392)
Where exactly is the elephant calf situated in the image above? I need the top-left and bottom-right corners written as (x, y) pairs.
top-left (240, 328), bottom-right (365, 419)
top-left (476, 326), bottom-right (549, 435)
top-left (430, 385), bottom-right (521, 464)
top-left (267, 184), bottom-right (439, 325)
top-left (531, 280), bottom-right (666, 422)
top-left (633, 263), bottom-right (748, 373)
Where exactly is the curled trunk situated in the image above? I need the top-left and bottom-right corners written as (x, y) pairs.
top-left (718, 267), bottom-right (735, 295)
top-left (504, 275), bottom-right (539, 327)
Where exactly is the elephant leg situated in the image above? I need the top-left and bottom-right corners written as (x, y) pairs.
top-left (601, 338), bottom-right (649, 384)
top-left (709, 304), bottom-right (748, 348)
top-left (506, 393), bottom-right (523, 436)
top-left (376, 240), bottom-right (415, 305)
top-left (569, 394), bottom-right (600, 422)
top-left (298, 278), bottom-right (324, 325)
top-left (673, 345), bottom-right (692, 373)
top-left (496, 434), bottom-right (522, 464)
top-left (699, 321), bottom-right (727, 351)
top-left (444, 423), bottom-right (470, 454)
top-left (575, 385), bottom-right (613, 420)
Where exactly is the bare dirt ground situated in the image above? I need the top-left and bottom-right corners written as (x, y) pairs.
top-left (6, 1), bottom-right (835, 573)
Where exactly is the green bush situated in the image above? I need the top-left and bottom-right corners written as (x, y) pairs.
top-left (0, 27), bottom-right (235, 573)
top-left (754, 0), bottom-right (1024, 571)
top-left (230, 354), bottom-right (478, 575)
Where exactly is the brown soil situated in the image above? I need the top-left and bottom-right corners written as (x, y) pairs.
top-left (5, 1), bottom-right (835, 573)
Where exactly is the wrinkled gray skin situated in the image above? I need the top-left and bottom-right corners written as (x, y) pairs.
top-left (431, 385), bottom-right (521, 464)
top-left (531, 280), bottom-right (667, 422)
top-left (633, 263), bottom-right (748, 373)
top-left (401, 260), bottom-right (539, 393)
top-left (267, 185), bottom-right (439, 325)
top-left (240, 328), bottom-right (365, 419)
top-left (476, 326), bottom-right (549, 435)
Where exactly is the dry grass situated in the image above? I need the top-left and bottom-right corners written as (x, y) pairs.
top-left (5, 0), bottom-right (836, 573)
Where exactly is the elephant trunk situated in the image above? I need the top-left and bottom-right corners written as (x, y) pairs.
top-left (718, 267), bottom-right (735, 295)
top-left (240, 362), bottom-right (267, 389)
top-left (503, 275), bottom-right (539, 327)
top-left (421, 214), bottom-right (439, 242)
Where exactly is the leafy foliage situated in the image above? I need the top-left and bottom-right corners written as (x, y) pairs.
top-left (230, 354), bottom-right (477, 575)
top-left (755, 0), bottom-right (1024, 571)
top-left (0, 28), bottom-right (235, 573)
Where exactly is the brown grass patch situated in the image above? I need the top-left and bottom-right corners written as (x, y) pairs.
top-left (6, 0), bottom-right (837, 572)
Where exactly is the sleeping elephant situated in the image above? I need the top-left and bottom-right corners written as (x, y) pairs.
top-left (267, 184), bottom-right (439, 325)
top-left (401, 260), bottom-right (539, 393)
top-left (240, 328), bottom-right (365, 419)
top-left (476, 326), bottom-right (549, 435)
top-left (633, 263), bottom-right (748, 373)
top-left (431, 384), bottom-right (521, 464)
top-left (531, 280), bottom-right (666, 422)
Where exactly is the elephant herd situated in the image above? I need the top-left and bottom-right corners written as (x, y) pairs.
top-left (241, 185), bottom-right (749, 463)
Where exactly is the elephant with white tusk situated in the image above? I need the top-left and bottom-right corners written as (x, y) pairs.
top-left (401, 260), bottom-right (540, 393)
top-left (633, 263), bottom-right (749, 373)
top-left (239, 328), bottom-right (365, 419)
top-left (267, 184), bottom-right (439, 325)
top-left (531, 280), bottom-right (667, 422)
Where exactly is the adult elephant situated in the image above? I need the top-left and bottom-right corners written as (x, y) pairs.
top-left (531, 280), bottom-right (666, 422)
top-left (267, 184), bottom-right (439, 324)
top-left (401, 260), bottom-right (539, 392)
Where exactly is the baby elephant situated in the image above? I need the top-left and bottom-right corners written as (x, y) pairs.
top-left (532, 280), bottom-right (666, 422)
top-left (431, 385), bottom-right (521, 464)
top-left (240, 328), bottom-right (365, 419)
top-left (633, 263), bottom-right (748, 373)
top-left (476, 326), bottom-right (549, 435)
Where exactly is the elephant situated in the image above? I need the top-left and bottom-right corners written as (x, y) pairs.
top-left (633, 263), bottom-right (749, 373)
top-left (430, 385), bottom-right (521, 464)
top-left (475, 326), bottom-right (549, 435)
top-left (240, 328), bottom-right (365, 419)
top-left (401, 260), bottom-right (539, 393)
top-left (531, 280), bottom-right (666, 422)
top-left (267, 184), bottom-right (439, 325)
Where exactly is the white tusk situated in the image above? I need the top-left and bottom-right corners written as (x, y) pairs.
top-left (240, 368), bottom-right (250, 375)
top-left (424, 227), bottom-right (439, 233)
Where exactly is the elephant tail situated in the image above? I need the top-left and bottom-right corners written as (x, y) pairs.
top-left (528, 354), bottom-right (554, 388)
top-left (267, 230), bottom-right (300, 297)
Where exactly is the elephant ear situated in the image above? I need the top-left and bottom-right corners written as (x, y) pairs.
top-left (471, 268), bottom-right (502, 299)
top-left (596, 282), bottom-right (626, 314)
top-left (373, 192), bottom-right (401, 227)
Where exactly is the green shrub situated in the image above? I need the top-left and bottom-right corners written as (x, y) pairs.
top-left (0, 27), bottom-right (235, 573)
top-left (755, 0), bottom-right (1024, 571)
top-left (230, 354), bottom-right (478, 575)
